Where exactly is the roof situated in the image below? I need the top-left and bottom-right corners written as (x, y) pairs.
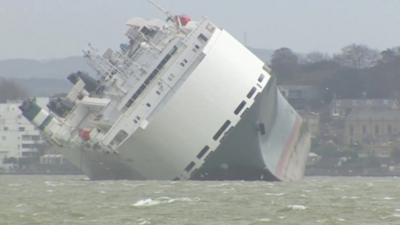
top-left (332, 99), bottom-right (399, 110)
top-left (346, 109), bottom-right (400, 121)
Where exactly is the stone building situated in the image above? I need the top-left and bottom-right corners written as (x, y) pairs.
top-left (329, 99), bottom-right (400, 158)
top-left (344, 109), bottom-right (400, 142)
top-left (330, 99), bottom-right (399, 118)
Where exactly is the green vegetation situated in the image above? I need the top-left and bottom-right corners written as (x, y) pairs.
top-left (312, 143), bottom-right (359, 160)
top-left (271, 44), bottom-right (400, 100)
top-left (0, 78), bottom-right (27, 102)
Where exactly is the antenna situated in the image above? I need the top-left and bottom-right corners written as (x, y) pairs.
top-left (147, 0), bottom-right (172, 18)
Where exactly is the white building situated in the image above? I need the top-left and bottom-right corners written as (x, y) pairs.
top-left (0, 98), bottom-right (48, 170)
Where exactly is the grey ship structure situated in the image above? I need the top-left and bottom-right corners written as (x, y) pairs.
top-left (20, 7), bottom-right (310, 181)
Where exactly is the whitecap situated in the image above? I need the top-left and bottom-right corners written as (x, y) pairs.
top-left (157, 196), bottom-right (175, 203)
top-left (265, 193), bottom-right (285, 196)
top-left (393, 214), bottom-right (400, 218)
top-left (133, 197), bottom-right (195, 207)
top-left (133, 198), bottom-right (160, 207)
top-left (15, 204), bottom-right (26, 208)
top-left (288, 205), bottom-right (307, 210)
top-left (337, 218), bottom-right (346, 222)
top-left (333, 188), bottom-right (344, 191)
top-left (384, 197), bottom-right (394, 200)
top-left (342, 196), bottom-right (359, 200)
top-left (137, 218), bottom-right (151, 225)
top-left (257, 218), bottom-right (271, 222)
top-left (122, 183), bottom-right (145, 188)
top-left (44, 181), bottom-right (64, 187)
top-left (158, 196), bottom-right (194, 203)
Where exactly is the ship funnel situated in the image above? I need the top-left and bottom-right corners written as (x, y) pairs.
top-left (19, 98), bottom-right (53, 131)
top-left (67, 71), bottom-right (98, 93)
top-left (19, 98), bottom-right (41, 122)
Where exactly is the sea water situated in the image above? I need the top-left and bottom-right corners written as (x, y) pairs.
top-left (1, 176), bottom-right (400, 225)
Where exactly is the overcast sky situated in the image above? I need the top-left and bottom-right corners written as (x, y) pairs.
top-left (1, 0), bottom-right (400, 59)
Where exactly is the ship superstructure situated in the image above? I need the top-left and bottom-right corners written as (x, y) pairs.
top-left (20, 9), bottom-right (310, 181)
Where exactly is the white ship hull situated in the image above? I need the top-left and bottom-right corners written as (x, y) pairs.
top-left (20, 15), bottom-right (310, 181)
top-left (54, 76), bottom-right (310, 181)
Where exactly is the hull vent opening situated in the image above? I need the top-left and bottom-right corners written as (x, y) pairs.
top-left (258, 123), bottom-right (266, 135)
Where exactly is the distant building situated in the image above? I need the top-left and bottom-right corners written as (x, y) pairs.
top-left (329, 99), bottom-right (400, 158)
top-left (279, 85), bottom-right (320, 110)
top-left (0, 98), bottom-right (48, 171)
top-left (330, 99), bottom-right (399, 118)
top-left (344, 109), bottom-right (400, 143)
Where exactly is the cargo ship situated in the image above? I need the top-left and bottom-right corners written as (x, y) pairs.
top-left (19, 5), bottom-right (310, 181)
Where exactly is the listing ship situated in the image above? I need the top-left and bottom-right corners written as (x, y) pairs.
top-left (19, 7), bottom-right (310, 181)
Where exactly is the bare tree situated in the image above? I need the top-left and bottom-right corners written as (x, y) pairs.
top-left (334, 44), bottom-right (380, 69)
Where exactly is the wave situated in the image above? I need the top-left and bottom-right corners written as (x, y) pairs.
top-left (132, 196), bottom-right (198, 207)
top-left (287, 205), bottom-right (307, 210)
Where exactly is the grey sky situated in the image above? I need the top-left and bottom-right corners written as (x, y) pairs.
top-left (1, 0), bottom-right (399, 59)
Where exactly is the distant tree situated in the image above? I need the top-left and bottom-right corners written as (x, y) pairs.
top-left (0, 78), bottom-right (27, 102)
top-left (322, 68), bottom-right (365, 99)
top-left (334, 44), bottom-right (380, 69)
top-left (392, 46), bottom-right (400, 55)
top-left (365, 53), bottom-right (400, 98)
top-left (270, 47), bottom-right (299, 82)
top-left (379, 49), bottom-right (399, 64)
top-left (391, 146), bottom-right (400, 163)
top-left (301, 52), bottom-right (331, 64)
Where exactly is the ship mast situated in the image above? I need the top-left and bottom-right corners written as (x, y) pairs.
top-left (146, 0), bottom-right (184, 30)
top-left (147, 0), bottom-right (172, 18)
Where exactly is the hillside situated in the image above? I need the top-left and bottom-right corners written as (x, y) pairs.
top-left (0, 56), bottom-right (93, 79)
top-left (0, 48), bottom-right (273, 96)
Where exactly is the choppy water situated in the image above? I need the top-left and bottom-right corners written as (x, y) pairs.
top-left (1, 176), bottom-right (400, 225)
